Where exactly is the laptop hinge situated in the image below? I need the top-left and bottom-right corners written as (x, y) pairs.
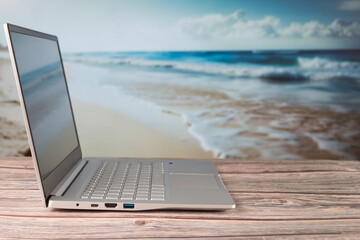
top-left (50, 160), bottom-right (88, 196)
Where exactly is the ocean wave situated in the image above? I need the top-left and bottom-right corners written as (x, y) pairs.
top-left (65, 56), bottom-right (360, 82)
top-left (298, 57), bottom-right (360, 70)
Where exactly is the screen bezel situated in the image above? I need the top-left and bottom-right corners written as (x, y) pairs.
top-left (4, 23), bottom-right (82, 206)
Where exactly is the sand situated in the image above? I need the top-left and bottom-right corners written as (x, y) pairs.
top-left (71, 100), bottom-right (213, 158)
top-left (0, 56), bottom-right (213, 159)
top-left (0, 57), bottom-right (30, 156)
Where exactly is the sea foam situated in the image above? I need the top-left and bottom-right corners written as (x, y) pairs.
top-left (65, 55), bottom-right (360, 83)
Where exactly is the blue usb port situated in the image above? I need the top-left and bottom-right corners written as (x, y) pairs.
top-left (123, 203), bottom-right (134, 209)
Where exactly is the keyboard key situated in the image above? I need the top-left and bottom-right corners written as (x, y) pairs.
top-left (108, 188), bottom-right (121, 193)
top-left (92, 194), bottom-right (105, 198)
top-left (152, 174), bottom-right (164, 186)
top-left (151, 194), bottom-right (164, 198)
top-left (121, 193), bottom-right (134, 197)
top-left (151, 197), bottom-right (165, 201)
top-left (121, 196), bottom-right (134, 200)
top-left (106, 195), bottom-right (118, 200)
top-left (137, 190), bottom-right (149, 194)
top-left (91, 196), bottom-right (104, 199)
top-left (136, 197), bottom-right (148, 200)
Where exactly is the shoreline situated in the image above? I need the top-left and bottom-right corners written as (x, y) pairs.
top-left (0, 57), bottom-right (214, 159)
top-left (71, 99), bottom-right (214, 159)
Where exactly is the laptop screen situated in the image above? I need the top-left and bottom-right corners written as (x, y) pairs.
top-left (10, 31), bottom-right (79, 180)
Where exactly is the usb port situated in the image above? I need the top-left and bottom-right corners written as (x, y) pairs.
top-left (91, 204), bottom-right (98, 207)
top-left (105, 203), bottom-right (117, 208)
top-left (123, 203), bottom-right (134, 209)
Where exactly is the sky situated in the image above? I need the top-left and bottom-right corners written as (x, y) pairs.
top-left (0, 0), bottom-right (360, 52)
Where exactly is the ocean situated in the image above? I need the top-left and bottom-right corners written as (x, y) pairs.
top-left (64, 50), bottom-right (360, 160)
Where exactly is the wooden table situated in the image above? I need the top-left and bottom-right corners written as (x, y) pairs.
top-left (1, 157), bottom-right (360, 239)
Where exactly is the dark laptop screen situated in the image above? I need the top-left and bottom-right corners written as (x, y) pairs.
top-left (10, 31), bottom-right (79, 179)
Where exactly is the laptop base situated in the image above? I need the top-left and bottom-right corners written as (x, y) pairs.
top-left (49, 158), bottom-right (235, 211)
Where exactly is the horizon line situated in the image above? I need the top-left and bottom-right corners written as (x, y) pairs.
top-left (65, 48), bottom-right (360, 53)
top-left (2, 46), bottom-right (360, 53)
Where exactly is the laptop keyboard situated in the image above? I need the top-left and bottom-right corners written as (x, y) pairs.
top-left (81, 161), bottom-right (165, 201)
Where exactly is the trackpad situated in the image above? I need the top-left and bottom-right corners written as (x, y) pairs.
top-left (170, 173), bottom-right (220, 190)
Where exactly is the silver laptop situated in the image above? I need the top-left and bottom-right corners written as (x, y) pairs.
top-left (4, 23), bottom-right (235, 211)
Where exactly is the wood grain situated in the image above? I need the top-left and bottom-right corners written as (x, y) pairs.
top-left (0, 157), bottom-right (360, 239)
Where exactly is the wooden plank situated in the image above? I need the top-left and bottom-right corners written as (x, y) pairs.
top-left (0, 157), bottom-right (34, 169)
top-left (0, 167), bottom-right (36, 181)
top-left (0, 216), bottom-right (359, 239)
top-left (2, 157), bottom-right (360, 173)
top-left (215, 159), bottom-right (360, 173)
top-left (1, 190), bottom-right (360, 220)
top-left (221, 172), bottom-right (360, 194)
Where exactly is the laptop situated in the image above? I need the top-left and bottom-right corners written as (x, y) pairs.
top-left (3, 23), bottom-right (235, 211)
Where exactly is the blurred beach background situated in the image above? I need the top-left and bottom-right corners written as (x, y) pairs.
top-left (0, 0), bottom-right (360, 160)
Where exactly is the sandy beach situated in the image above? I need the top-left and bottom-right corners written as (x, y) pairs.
top-left (0, 56), bottom-right (213, 159)
top-left (71, 100), bottom-right (213, 158)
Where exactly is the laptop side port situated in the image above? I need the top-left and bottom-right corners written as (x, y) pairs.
top-left (105, 203), bottom-right (117, 208)
top-left (91, 204), bottom-right (98, 207)
top-left (123, 203), bottom-right (134, 209)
